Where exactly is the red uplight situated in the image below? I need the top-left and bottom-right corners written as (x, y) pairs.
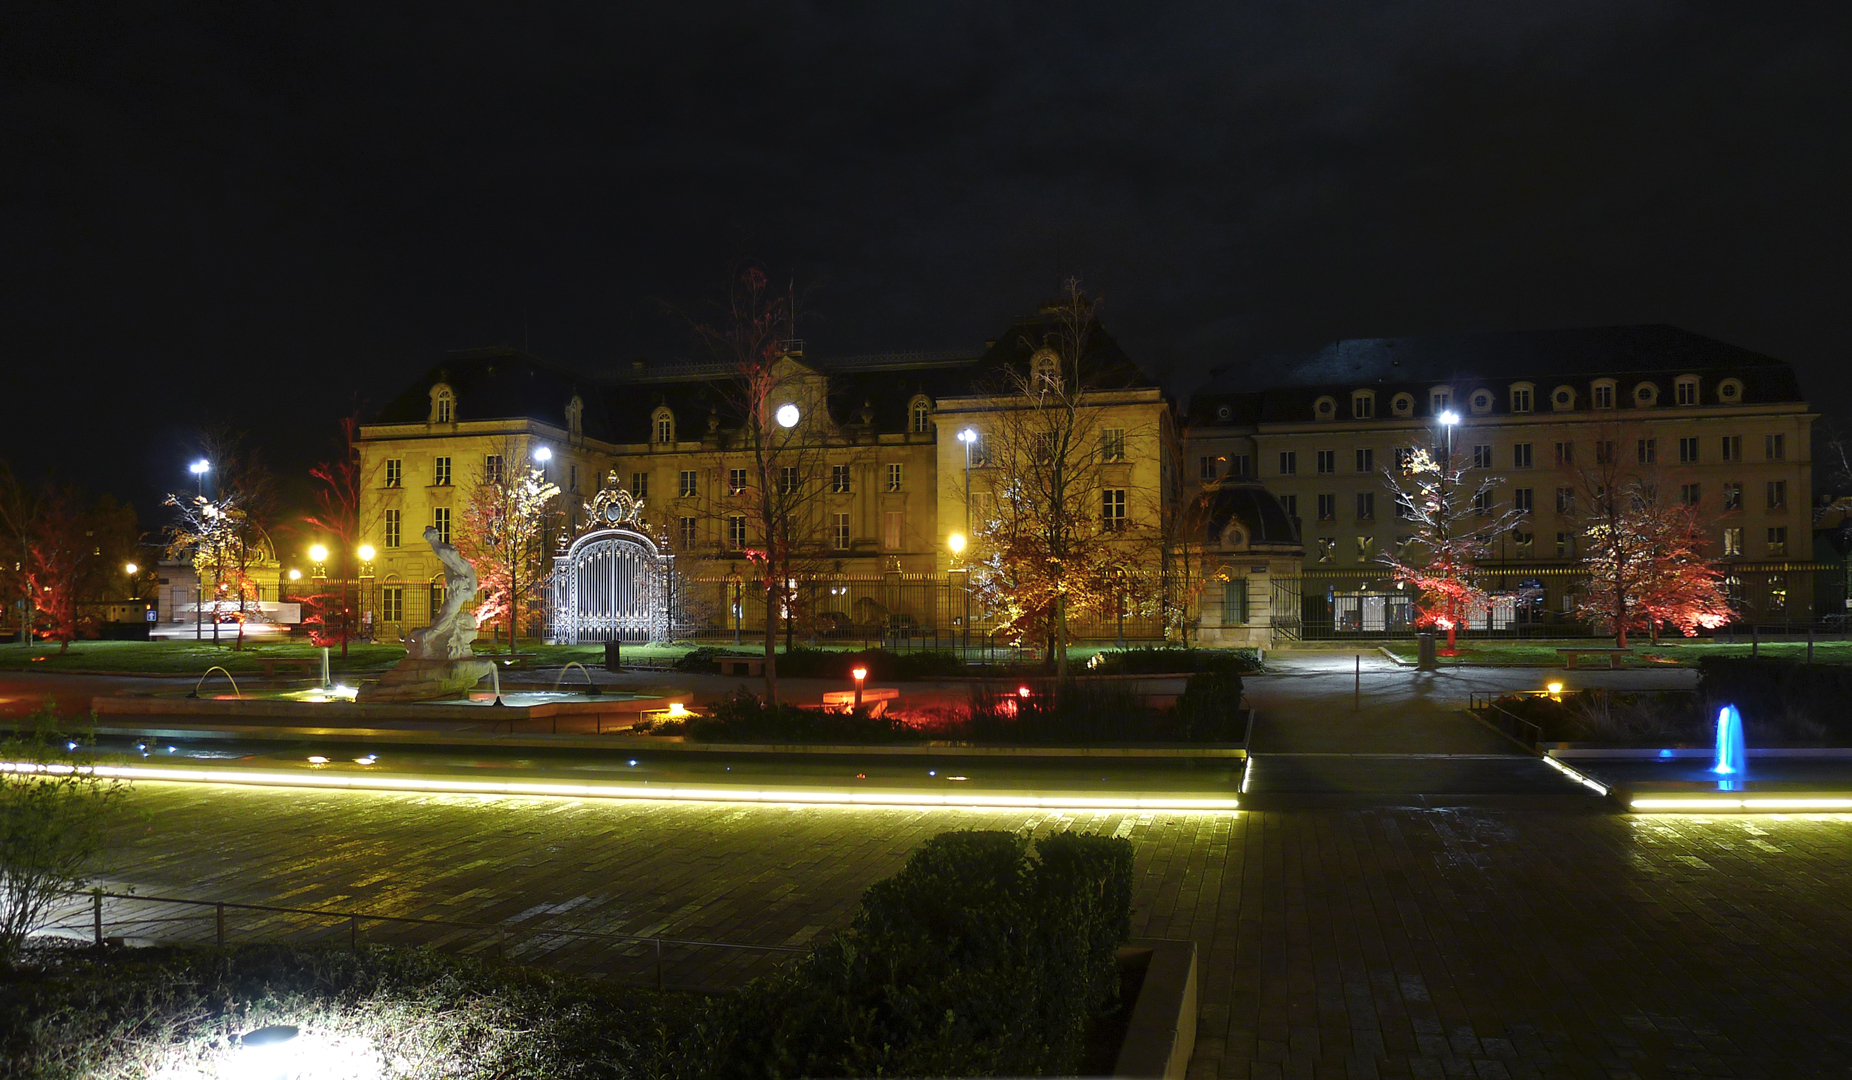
top-left (1018, 686), bottom-right (1030, 697)
top-left (852, 667), bottom-right (868, 681)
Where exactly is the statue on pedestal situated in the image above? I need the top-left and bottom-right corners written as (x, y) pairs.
top-left (358, 527), bottom-right (496, 702)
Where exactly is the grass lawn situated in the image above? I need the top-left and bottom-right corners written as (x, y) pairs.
top-left (1380, 637), bottom-right (1852, 667)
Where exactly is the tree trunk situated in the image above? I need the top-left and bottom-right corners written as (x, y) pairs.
top-left (1055, 593), bottom-right (1070, 682)
top-left (762, 580), bottom-right (779, 705)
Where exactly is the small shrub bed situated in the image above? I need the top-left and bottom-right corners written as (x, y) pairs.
top-left (685, 689), bottom-right (917, 743)
top-left (1696, 657), bottom-right (1852, 745)
top-left (684, 829), bottom-right (1135, 1078)
top-left (1486, 691), bottom-right (1706, 745)
top-left (927, 672), bottom-right (1246, 745)
top-left (1086, 647), bottom-right (1261, 676)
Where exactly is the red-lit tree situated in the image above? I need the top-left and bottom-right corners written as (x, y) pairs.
top-left (1377, 439), bottom-right (1523, 652)
top-left (457, 440), bottom-right (559, 650)
top-left (304, 416), bottom-right (365, 658)
top-left (28, 483), bottom-right (138, 652)
top-left (1578, 483), bottom-right (1732, 646)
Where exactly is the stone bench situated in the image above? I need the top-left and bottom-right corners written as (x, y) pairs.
top-left (821, 687), bottom-right (899, 717)
top-left (718, 657), bottom-right (765, 677)
top-left (1556, 647), bottom-right (1629, 670)
top-left (256, 658), bottom-right (316, 678)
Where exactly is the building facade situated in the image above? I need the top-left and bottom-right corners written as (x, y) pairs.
top-left (355, 322), bottom-right (1819, 644)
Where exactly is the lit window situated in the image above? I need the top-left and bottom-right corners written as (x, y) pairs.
top-left (433, 457), bottom-right (451, 486)
top-left (831, 464), bottom-right (851, 493)
top-left (1768, 574), bottom-right (1787, 612)
top-left (1722, 528), bottom-right (1742, 557)
top-left (1100, 428), bottom-right (1126, 462)
top-left (679, 516), bottom-right (697, 549)
top-left (1102, 489), bottom-right (1127, 531)
top-left (727, 515), bottom-right (747, 548)
top-left (1513, 530), bottom-right (1534, 558)
top-left (1356, 535), bottom-right (1376, 560)
top-left (384, 459), bottom-right (401, 488)
top-left (679, 470), bottom-right (698, 498)
top-left (383, 510), bottom-right (401, 549)
top-left (1317, 537), bottom-right (1336, 563)
top-left (888, 463), bottom-right (904, 491)
top-left (832, 513), bottom-right (851, 550)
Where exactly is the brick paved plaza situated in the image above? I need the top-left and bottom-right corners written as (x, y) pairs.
top-left (88, 783), bottom-right (1852, 1079)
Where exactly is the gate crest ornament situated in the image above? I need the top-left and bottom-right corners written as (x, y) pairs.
top-left (546, 471), bottom-right (674, 643)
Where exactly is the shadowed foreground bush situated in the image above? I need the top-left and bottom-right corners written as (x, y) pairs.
top-left (685, 689), bottom-right (917, 742)
top-left (682, 829), bottom-right (1135, 1079)
top-left (1696, 657), bottom-right (1852, 745)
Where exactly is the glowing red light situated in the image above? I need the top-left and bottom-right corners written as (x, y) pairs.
top-left (1018, 686), bottom-right (1030, 697)
top-left (852, 667), bottom-right (868, 681)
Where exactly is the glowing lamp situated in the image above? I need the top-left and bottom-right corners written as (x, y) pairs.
top-left (852, 666), bottom-right (868, 682)
top-left (124, 562), bottom-right (138, 575)
top-left (189, 459), bottom-right (211, 475)
top-left (287, 569), bottom-right (302, 581)
top-left (667, 702), bottom-right (689, 718)
top-left (1018, 686), bottom-right (1031, 698)
top-left (235, 1024), bottom-right (298, 1080)
top-left (852, 665), bottom-right (867, 709)
top-left (775, 403), bottom-right (801, 428)
top-left (358, 544), bottom-right (376, 561)
top-left (534, 446), bottom-right (552, 462)
top-left (958, 428), bottom-right (976, 443)
top-left (309, 545), bottom-right (328, 563)
top-left (1438, 410), bottom-right (1460, 426)
top-left (948, 533), bottom-right (966, 555)
top-left (1546, 682), bottom-right (1563, 694)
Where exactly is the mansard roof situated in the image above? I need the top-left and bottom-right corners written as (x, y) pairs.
top-left (1197, 483), bottom-right (1302, 548)
top-left (372, 348), bottom-right (612, 433)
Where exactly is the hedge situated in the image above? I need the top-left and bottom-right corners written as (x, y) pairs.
top-left (680, 829), bottom-right (1136, 1079)
top-left (1696, 657), bottom-right (1852, 744)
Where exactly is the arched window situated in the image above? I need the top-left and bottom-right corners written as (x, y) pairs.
top-left (1675, 375), bottom-right (1700, 406)
top-left (1313, 396), bottom-right (1337, 421)
top-left (910, 396), bottom-right (932, 434)
top-left (1428, 386), bottom-right (1454, 414)
top-left (653, 407), bottom-right (675, 445)
top-left (1550, 385), bottom-right (1576, 411)
top-left (1391, 393), bottom-right (1414, 418)
top-left (1718, 377), bottom-right (1744, 403)
top-left (429, 383), bottom-right (456, 424)
top-left (1351, 390), bottom-right (1375, 419)
top-left (565, 394), bottom-right (584, 437)
top-left (1633, 381), bottom-right (1659, 407)
top-left (1469, 389), bottom-right (1494, 415)
top-left (1509, 382), bottom-right (1534, 413)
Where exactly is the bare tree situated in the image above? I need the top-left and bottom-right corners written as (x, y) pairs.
top-left (1377, 427), bottom-right (1524, 652)
top-left (968, 280), bottom-right (1156, 679)
top-left (22, 483), bottom-right (138, 652)
top-left (458, 436), bottom-right (560, 651)
top-left (305, 416), bottom-right (366, 658)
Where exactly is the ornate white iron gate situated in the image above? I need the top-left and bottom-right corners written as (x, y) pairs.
top-left (546, 528), bottom-right (673, 643)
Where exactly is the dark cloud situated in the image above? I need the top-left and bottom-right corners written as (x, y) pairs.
top-left (3, 1), bottom-right (1848, 516)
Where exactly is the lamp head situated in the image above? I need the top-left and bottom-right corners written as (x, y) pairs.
top-left (189, 459), bottom-right (211, 475)
top-left (948, 532), bottom-right (966, 555)
top-left (288, 569), bottom-right (302, 581)
top-left (358, 544), bottom-right (376, 561)
top-left (1438, 410), bottom-right (1460, 426)
top-left (309, 544), bottom-right (328, 563)
top-left (533, 446), bottom-right (552, 462)
top-left (958, 428), bottom-right (976, 443)
top-left (124, 562), bottom-right (138, 576)
top-left (852, 666), bottom-right (867, 682)
top-left (775, 403), bottom-right (801, 428)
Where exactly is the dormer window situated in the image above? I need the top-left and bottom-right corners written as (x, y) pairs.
top-left (1551, 385), bottom-right (1576, 411)
top-left (429, 383), bottom-right (456, 424)
top-left (1509, 383), bottom-right (1534, 413)
top-left (1469, 389), bottom-right (1494, 415)
top-left (910, 396), bottom-right (932, 434)
top-left (1031, 348), bottom-right (1060, 387)
top-left (1633, 381), bottom-right (1659, 407)
top-left (1391, 393), bottom-right (1414, 418)
top-left (1313, 396), bottom-right (1337, 421)
top-left (1428, 386), bottom-right (1454, 414)
top-left (1351, 390), bottom-right (1375, 419)
top-left (1592, 379), bottom-right (1616, 409)
top-left (1216, 404), bottom-right (1232, 421)
top-left (653, 407), bottom-right (675, 445)
top-left (1718, 377), bottom-right (1743, 403)
top-left (565, 394), bottom-right (584, 437)
top-left (1675, 375), bottom-right (1700, 406)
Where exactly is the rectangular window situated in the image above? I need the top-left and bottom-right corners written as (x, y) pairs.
top-left (1228, 454), bottom-right (1251, 478)
top-left (568, 464), bottom-right (578, 492)
top-left (1722, 527), bottom-right (1743, 556)
top-left (484, 455), bottom-right (503, 484)
top-left (1767, 480), bottom-right (1786, 510)
top-left (1394, 447), bottom-right (1415, 472)
top-left (630, 472), bottom-right (649, 500)
top-left (1394, 492), bottom-right (1413, 520)
top-left (384, 459), bottom-right (402, 488)
top-left (1511, 387), bottom-right (1533, 413)
top-left (831, 464), bottom-right (851, 493)
top-left (1280, 494), bottom-right (1298, 519)
top-left (436, 397), bottom-right (453, 423)
top-left (382, 586), bottom-right (403, 623)
top-left (1353, 394), bottom-right (1374, 419)
top-left (887, 463), bottom-right (904, 491)
top-left (1555, 487), bottom-right (1574, 515)
top-left (1355, 448), bottom-right (1374, 473)
top-left (1317, 493), bottom-right (1336, 521)
top-left (1513, 443), bottom-right (1533, 468)
top-left (1473, 489), bottom-right (1491, 516)
top-left (1723, 482), bottom-right (1742, 511)
top-left (1637, 439), bottom-right (1655, 465)
top-left (383, 509), bottom-right (401, 549)
top-left (656, 415), bottom-right (673, 444)
top-left (729, 468), bottom-right (747, 495)
top-left (1769, 574), bottom-right (1788, 613)
top-left (1679, 437), bottom-right (1699, 464)
top-left (1554, 441), bottom-right (1573, 466)
top-left (1279, 451), bottom-right (1297, 476)
top-left (1677, 380), bottom-right (1698, 406)
top-left (679, 470), bottom-right (698, 498)
top-left (912, 401), bottom-right (931, 434)
top-left (1681, 483), bottom-right (1701, 507)
top-left (1356, 492), bottom-right (1375, 520)
top-left (429, 581), bottom-right (446, 619)
top-left (779, 466), bottom-right (799, 495)
top-left (432, 507), bottom-right (450, 544)
top-left (1222, 579), bottom-right (1249, 624)
top-left (1102, 489), bottom-right (1127, 531)
top-left (1767, 526), bottom-right (1787, 556)
top-left (1100, 428), bottom-right (1126, 462)
top-left (1430, 389), bottom-right (1452, 412)
top-left (832, 513), bottom-right (851, 550)
top-left (1766, 433), bottom-right (1785, 461)
top-left (1595, 441), bottom-right (1614, 466)
top-left (1472, 445), bottom-right (1493, 469)
top-left (433, 457), bottom-right (452, 486)
top-left (1316, 537), bottom-right (1336, 563)
top-left (679, 516), bottom-right (697, 549)
top-left (884, 510), bottom-right (903, 550)
top-left (1316, 449), bottom-right (1336, 474)
top-left (1199, 455), bottom-right (1218, 481)
top-left (1556, 531), bottom-right (1572, 558)
top-left (727, 515), bottom-right (746, 549)
top-left (1594, 384), bottom-right (1615, 409)
top-left (1722, 435), bottom-right (1741, 462)
top-left (1514, 488), bottom-right (1533, 514)
top-left (1356, 535), bottom-right (1376, 561)
top-left (1514, 530), bottom-right (1533, 558)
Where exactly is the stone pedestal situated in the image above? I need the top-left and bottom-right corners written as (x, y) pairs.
top-left (358, 658), bottom-right (495, 703)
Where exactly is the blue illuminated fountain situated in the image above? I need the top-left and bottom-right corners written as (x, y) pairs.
top-left (1712, 704), bottom-right (1746, 788)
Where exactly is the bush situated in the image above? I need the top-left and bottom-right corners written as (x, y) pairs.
top-left (935, 676), bottom-right (1246, 745)
top-left (1696, 657), bottom-right (1852, 745)
top-left (1485, 691), bottom-right (1705, 745)
top-left (1087, 647), bottom-right (1260, 676)
top-left (681, 829), bottom-right (1135, 1079)
top-left (772, 648), bottom-right (968, 681)
top-left (1, 944), bottom-right (670, 1079)
top-left (1171, 670), bottom-right (1247, 742)
top-left (685, 689), bottom-right (916, 743)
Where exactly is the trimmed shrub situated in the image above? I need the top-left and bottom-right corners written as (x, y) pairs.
top-left (1172, 670), bottom-right (1247, 742)
top-left (680, 829), bottom-right (1135, 1079)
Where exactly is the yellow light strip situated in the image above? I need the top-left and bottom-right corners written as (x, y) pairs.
top-left (1541, 753), bottom-right (1611, 796)
top-left (0, 761), bottom-right (1238, 813)
top-left (1630, 796), bottom-right (1852, 811)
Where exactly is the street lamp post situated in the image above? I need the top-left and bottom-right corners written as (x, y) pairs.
top-left (1437, 409), bottom-right (1461, 651)
top-left (957, 428), bottom-right (978, 658)
top-left (190, 459), bottom-right (211, 499)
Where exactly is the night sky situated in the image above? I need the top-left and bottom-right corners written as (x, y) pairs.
top-left (5, 3), bottom-right (1849, 520)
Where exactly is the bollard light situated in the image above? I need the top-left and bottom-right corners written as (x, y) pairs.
top-left (852, 665), bottom-right (867, 709)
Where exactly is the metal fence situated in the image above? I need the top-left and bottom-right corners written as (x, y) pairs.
top-left (43, 890), bottom-right (805, 992)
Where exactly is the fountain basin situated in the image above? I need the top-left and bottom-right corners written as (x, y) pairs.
top-left (1554, 749), bottom-right (1852, 811)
